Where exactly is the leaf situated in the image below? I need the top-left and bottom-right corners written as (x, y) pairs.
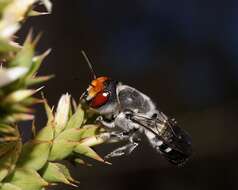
top-left (0, 183), bottom-right (22, 190)
top-left (17, 126), bottom-right (54, 171)
top-left (25, 49), bottom-right (51, 79)
top-left (42, 97), bottom-right (54, 125)
top-left (65, 105), bottom-right (84, 130)
top-left (0, 67), bottom-right (28, 87)
top-left (4, 113), bottom-right (34, 123)
top-left (53, 163), bottom-right (78, 184)
top-left (79, 135), bottom-right (108, 147)
top-left (80, 125), bottom-right (102, 139)
top-left (21, 97), bottom-right (43, 106)
top-left (2, 90), bottom-right (37, 104)
top-left (25, 75), bottom-right (53, 86)
top-left (9, 104), bottom-right (33, 113)
top-left (41, 162), bottom-right (77, 186)
top-left (10, 33), bottom-right (34, 67)
top-left (0, 38), bottom-right (20, 52)
top-left (74, 144), bottom-right (104, 163)
top-left (0, 142), bottom-right (15, 157)
top-left (0, 124), bottom-right (16, 136)
top-left (5, 167), bottom-right (48, 190)
top-left (0, 0), bottom-right (13, 13)
top-left (28, 10), bottom-right (49, 17)
top-left (0, 140), bottom-right (22, 181)
top-left (0, 1), bottom-right (39, 38)
top-left (74, 158), bottom-right (89, 166)
top-left (49, 127), bottom-right (94, 161)
top-left (40, 0), bottom-right (52, 12)
top-left (54, 93), bottom-right (71, 135)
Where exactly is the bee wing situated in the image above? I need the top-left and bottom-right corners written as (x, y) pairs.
top-left (130, 113), bottom-right (192, 165)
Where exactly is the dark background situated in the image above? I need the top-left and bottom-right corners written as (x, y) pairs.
top-left (19, 0), bottom-right (238, 190)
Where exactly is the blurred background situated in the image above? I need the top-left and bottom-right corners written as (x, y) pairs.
top-left (18, 0), bottom-right (238, 190)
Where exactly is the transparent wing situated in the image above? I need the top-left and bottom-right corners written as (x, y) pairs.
top-left (130, 112), bottom-right (192, 157)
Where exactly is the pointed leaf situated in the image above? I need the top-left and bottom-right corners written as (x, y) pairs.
top-left (5, 167), bottom-right (48, 190)
top-left (0, 142), bottom-right (16, 157)
top-left (0, 140), bottom-right (22, 181)
top-left (25, 75), bottom-right (53, 86)
top-left (49, 127), bottom-right (94, 161)
top-left (0, 38), bottom-right (20, 52)
top-left (10, 34), bottom-right (34, 67)
top-left (41, 162), bottom-right (76, 186)
top-left (53, 163), bottom-right (78, 184)
top-left (80, 125), bottom-right (102, 139)
top-left (54, 93), bottom-right (71, 135)
top-left (79, 135), bottom-right (108, 147)
top-left (25, 49), bottom-right (51, 79)
top-left (40, 0), bottom-right (52, 12)
top-left (17, 126), bottom-right (54, 171)
top-left (74, 144), bottom-right (104, 163)
top-left (0, 124), bottom-right (16, 136)
top-left (0, 183), bottom-right (22, 190)
top-left (0, 67), bottom-right (28, 87)
top-left (65, 105), bottom-right (84, 130)
top-left (3, 90), bottom-right (36, 104)
top-left (42, 98), bottom-right (54, 125)
top-left (4, 113), bottom-right (34, 123)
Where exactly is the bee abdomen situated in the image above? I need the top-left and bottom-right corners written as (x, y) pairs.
top-left (154, 139), bottom-right (191, 166)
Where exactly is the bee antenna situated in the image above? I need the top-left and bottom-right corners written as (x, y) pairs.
top-left (81, 50), bottom-right (97, 80)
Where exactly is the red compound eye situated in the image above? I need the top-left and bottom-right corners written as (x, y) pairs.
top-left (90, 91), bottom-right (110, 108)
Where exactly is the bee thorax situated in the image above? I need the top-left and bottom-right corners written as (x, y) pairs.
top-left (114, 112), bottom-right (141, 131)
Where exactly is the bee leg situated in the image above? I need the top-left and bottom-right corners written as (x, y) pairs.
top-left (104, 142), bottom-right (139, 159)
top-left (96, 116), bottom-right (115, 128)
top-left (110, 131), bottom-right (130, 141)
top-left (104, 131), bottom-right (140, 159)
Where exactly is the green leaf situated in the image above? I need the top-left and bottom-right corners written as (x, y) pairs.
top-left (80, 125), bottom-right (102, 139)
top-left (21, 97), bottom-right (43, 106)
top-left (17, 126), bottom-right (54, 171)
top-left (10, 33), bottom-right (34, 68)
top-left (9, 104), bottom-right (33, 113)
top-left (0, 140), bottom-right (22, 182)
top-left (25, 49), bottom-right (51, 79)
top-left (0, 183), bottom-right (22, 190)
top-left (78, 135), bottom-right (108, 147)
top-left (0, 124), bottom-right (16, 136)
top-left (49, 127), bottom-right (95, 161)
top-left (65, 105), bottom-right (84, 130)
top-left (74, 144), bottom-right (104, 163)
top-left (41, 162), bottom-right (76, 186)
top-left (0, 38), bottom-right (20, 52)
top-left (4, 113), bottom-right (34, 123)
top-left (42, 98), bottom-right (54, 125)
top-left (0, 0), bottom-right (13, 13)
top-left (2, 90), bottom-right (36, 104)
top-left (5, 167), bottom-right (48, 190)
top-left (53, 163), bottom-right (78, 184)
top-left (25, 75), bottom-right (53, 86)
top-left (74, 158), bottom-right (89, 166)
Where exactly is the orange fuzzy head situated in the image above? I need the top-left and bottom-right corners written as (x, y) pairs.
top-left (87, 76), bottom-right (110, 99)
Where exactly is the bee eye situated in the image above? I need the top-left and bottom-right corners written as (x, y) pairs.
top-left (90, 91), bottom-right (110, 108)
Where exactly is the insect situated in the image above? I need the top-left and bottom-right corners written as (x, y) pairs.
top-left (80, 51), bottom-right (192, 166)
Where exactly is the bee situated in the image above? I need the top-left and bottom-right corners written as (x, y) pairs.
top-left (80, 51), bottom-right (192, 166)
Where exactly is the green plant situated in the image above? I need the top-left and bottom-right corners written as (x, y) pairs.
top-left (0, 1), bottom-right (110, 189)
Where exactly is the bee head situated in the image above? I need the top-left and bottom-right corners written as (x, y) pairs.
top-left (81, 76), bottom-right (119, 115)
top-left (80, 51), bottom-right (119, 114)
top-left (80, 76), bottom-right (110, 107)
